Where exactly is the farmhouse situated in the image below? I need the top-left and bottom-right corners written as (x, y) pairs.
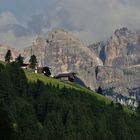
top-left (54, 72), bottom-right (77, 82)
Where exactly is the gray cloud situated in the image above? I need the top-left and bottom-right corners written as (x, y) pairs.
top-left (25, 0), bottom-right (140, 44)
top-left (0, 11), bottom-right (34, 48)
top-left (0, 11), bottom-right (18, 31)
top-left (1, 0), bottom-right (140, 48)
top-left (53, 0), bottom-right (140, 44)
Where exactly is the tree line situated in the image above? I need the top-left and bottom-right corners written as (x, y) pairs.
top-left (4, 49), bottom-right (38, 69)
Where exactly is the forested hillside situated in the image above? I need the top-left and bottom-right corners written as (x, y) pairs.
top-left (0, 62), bottom-right (140, 140)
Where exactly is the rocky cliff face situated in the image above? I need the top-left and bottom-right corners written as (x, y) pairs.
top-left (88, 28), bottom-right (140, 107)
top-left (23, 29), bottom-right (102, 75)
top-left (88, 27), bottom-right (140, 67)
top-left (0, 44), bottom-right (19, 61)
top-left (95, 65), bottom-right (140, 95)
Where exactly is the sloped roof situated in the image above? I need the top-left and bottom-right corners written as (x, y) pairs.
top-left (55, 72), bottom-right (77, 79)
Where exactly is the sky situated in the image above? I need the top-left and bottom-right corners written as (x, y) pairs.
top-left (0, 0), bottom-right (140, 48)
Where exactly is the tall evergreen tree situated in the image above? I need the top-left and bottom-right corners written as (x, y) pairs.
top-left (5, 50), bottom-right (13, 63)
top-left (29, 55), bottom-right (38, 69)
top-left (15, 54), bottom-right (24, 66)
top-left (97, 86), bottom-right (103, 95)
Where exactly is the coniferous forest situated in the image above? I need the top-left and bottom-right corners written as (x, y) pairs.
top-left (0, 62), bottom-right (140, 140)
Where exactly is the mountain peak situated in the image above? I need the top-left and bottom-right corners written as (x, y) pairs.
top-left (23, 29), bottom-right (102, 74)
top-left (46, 28), bottom-right (84, 48)
top-left (114, 27), bottom-right (129, 36)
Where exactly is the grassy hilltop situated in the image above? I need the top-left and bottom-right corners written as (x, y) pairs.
top-left (0, 61), bottom-right (140, 140)
top-left (24, 69), bottom-right (111, 104)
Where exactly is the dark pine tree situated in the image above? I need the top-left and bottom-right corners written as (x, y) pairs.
top-left (97, 86), bottom-right (103, 95)
top-left (5, 50), bottom-right (13, 63)
top-left (29, 55), bottom-right (38, 69)
top-left (137, 102), bottom-right (140, 116)
top-left (42, 67), bottom-right (51, 77)
top-left (15, 54), bottom-right (24, 66)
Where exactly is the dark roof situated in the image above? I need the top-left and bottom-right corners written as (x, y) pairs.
top-left (55, 72), bottom-right (77, 79)
top-left (21, 63), bottom-right (29, 67)
top-left (38, 66), bottom-right (50, 69)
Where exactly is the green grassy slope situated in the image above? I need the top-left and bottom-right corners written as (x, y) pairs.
top-left (24, 69), bottom-right (111, 104)
top-left (0, 60), bottom-right (5, 65)
top-left (25, 69), bottom-right (133, 114)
